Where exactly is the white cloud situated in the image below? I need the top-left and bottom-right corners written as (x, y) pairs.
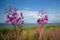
top-left (25, 13), bottom-right (38, 18)
top-left (47, 9), bottom-right (60, 23)
top-left (24, 7), bottom-right (30, 10)
top-left (17, 10), bottom-right (38, 18)
top-left (49, 14), bottom-right (60, 20)
top-left (17, 10), bottom-right (60, 23)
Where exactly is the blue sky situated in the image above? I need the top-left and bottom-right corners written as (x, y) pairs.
top-left (0, 0), bottom-right (60, 23)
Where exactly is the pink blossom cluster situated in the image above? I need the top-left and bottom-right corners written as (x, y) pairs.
top-left (37, 9), bottom-right (48, 25)
top-left (5, 8), bottom-right (24, 26)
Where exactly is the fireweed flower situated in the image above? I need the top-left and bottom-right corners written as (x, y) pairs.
top-left (6, 14), bottom-right (12, 24)
top-left (5, 7), bottom-right (24, 26)
top-left (44, 15), bottom-right (48, 24)
top-left (37, 9), bottom-right (48, 25)
top-left (12, 13), bottom-right (18, 19)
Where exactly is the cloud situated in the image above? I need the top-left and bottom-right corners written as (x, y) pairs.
top-left (24, 7), bottom-right (30, 10)
top-left (47, 9), bottom-right (60, 23)
top-left (48, 14), bottom-right (59, 20)
top-left (0, 9), bottom-right (60, 23)
top-left (25, 12), bottom-right (38, 18)
top-left (17, 10), bottom-right (60, 23)
top-left (17, 10), bottom-right (38, 18)
top-left (17, 10), bottom-right (38, 23)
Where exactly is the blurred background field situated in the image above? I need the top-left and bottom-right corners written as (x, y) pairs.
top-left (0, 23), bottom-right (60, 40)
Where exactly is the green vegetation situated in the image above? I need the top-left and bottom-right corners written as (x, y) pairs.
top-left (0, 24), bottom-right (60, 40)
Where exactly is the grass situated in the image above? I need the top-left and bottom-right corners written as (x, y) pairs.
top-left (0, 24), bottom-right (60, 40)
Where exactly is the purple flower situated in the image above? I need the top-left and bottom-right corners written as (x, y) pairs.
top-left (44, 15), bottom-right (48, 24)
top-left (12, 13), bottom-right (18, 19)
top-left (37, 9), bottom-right (48, 25)
top-left (37, 18), bottom-right (43, 24)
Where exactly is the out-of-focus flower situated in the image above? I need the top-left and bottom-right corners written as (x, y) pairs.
top-left (12, 13), bottom-right (18, 19)
top-left (44, 15), bottom-right (48, 24)
top-left (37, 18), bottom-right (43, 24)
top-left (5, 6), bottom-right (24, 26)
top-left (37, 9), bottom-right (48, 25)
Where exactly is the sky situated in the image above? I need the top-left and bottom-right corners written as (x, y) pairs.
top-left (0, 0), bottom-right (60, 23)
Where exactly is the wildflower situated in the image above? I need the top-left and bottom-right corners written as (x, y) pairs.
top-left (37, 9), bottom-right (48, 25)
top-left (44, 15), bottom-right (48, 24)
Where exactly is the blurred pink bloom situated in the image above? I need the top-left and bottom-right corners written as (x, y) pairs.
top-left (37, 9), bottom-right (48, 25)
top-left (44, 15), bottom-right (48, 21)
top-left (44, 15), bottom-right (48, 24)
top-left (6, 15), bottom-right (12, 23)
top-left (5, 5), bottom-right (24, 26)
top-left (37, 18), bottom-right (43, 24)
top-left (12, 13), bottom-right (18, 19)
top-left (6, 11), bottom-right (24, 26)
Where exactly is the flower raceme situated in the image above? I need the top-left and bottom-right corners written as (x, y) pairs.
top-left (5, 9), bottom-right (24, 25)
top-left (37, 9), bottom-right (48, 25)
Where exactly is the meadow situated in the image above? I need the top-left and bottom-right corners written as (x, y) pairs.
top-left (0, 24), bottom-right (60, 40)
